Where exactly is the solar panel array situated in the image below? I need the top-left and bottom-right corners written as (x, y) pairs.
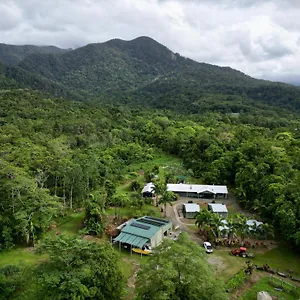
top-left (130, 222), bottom-right (150, 230)
top-left (137, 218), bottom-right (163, 227)
top-left (145, 216), bottom-right (169, 224)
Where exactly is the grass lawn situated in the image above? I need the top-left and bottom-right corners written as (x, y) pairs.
top-left (212, 249), bottom-right (247, 282)
top-left (129, 151), bottom-right (182, 173)
top-left (106, 204), bottom-right (161, 219)
top-left (240, 276), bottom-right (300, 300)
top-left (46, 211), bottom-right (85, 238)
top-left (212, 244), bottom-right (300, 284)
top-left (254, 246), bottom-right (300, 276)
top-left (0, 247), bottom-right (48, 267)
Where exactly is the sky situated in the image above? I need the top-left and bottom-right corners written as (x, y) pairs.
top-left (1, 0), bottom-right (300, 84)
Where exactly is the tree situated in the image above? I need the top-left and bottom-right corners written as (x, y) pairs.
top-left (130, 180), bottom-right (141, 192)
top-left (151, 181), bottom-right (167, 207)
top-left (158, 191), bottom-right (177, 217)
top-left (195, 209), bottom-right (213, 231)
top-left (83, 193), bottom-right (106, 236)
top-left (256, 223), bottom-right (274, 240)
top-left (234, 214), bottom-right (250, 244)
top-left (35, 235), bottom-right (124, 300)
top-left (136, 233), bottom-right (227, 300)
top-left (209, 213), bottom-right (225, 239)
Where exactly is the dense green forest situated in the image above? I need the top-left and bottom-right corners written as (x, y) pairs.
top-left (1, 86), bottom-right (300, 251)
top-left (1, 37), bottom-right (300, 298)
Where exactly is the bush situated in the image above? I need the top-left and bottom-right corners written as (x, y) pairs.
top-left (225, 270), bottom-right (247, 292)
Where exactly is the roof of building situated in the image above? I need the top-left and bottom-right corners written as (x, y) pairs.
top-left (183, 203), bottom-right (200, 213)
top-left (114, 216), bottom-right (172, 247)
top-left (247, 219), bottom-right (263, 228)
top-left (141, 182), bottom-right (155, 194)
top-left (208, 203), bottom-right (228, 213)
top-left (167, 184), bottom-right (228, 194)
top-left (114, 232), bottom-right (149, 248)
top-left (218, 219), bottom-right (229, 232)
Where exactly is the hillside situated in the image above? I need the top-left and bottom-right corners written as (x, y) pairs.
top-left (0, 43), bottom-right (71, 66)
top-left (2, 36), bottom-right (300, 113)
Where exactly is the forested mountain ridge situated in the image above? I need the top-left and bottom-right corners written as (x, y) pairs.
top-left (0, 43), bottom-right (71, 66)
top-left (2, 36), bottom-right (299, 113)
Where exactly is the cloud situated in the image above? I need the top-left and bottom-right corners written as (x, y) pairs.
top-left (0, 0), bottom-right (300, 84)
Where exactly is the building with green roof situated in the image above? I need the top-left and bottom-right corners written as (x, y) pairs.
top-left (114, 216), bottom-right (172, 249)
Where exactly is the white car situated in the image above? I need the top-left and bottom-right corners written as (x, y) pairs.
top-left (203, 242), bottom-right (213, 254)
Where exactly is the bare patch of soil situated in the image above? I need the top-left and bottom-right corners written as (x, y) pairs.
top-left (207, 255), bottom-right (227, 273)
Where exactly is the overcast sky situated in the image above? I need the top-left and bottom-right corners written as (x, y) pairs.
top-left (1, 0), bottom-right (300, 84)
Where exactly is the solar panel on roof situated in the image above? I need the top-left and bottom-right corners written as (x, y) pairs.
top-left (137, 218), bottom-right (164, 227)
top-left (145, 216), bottom-right (169, 224)
top-left (130, 222), bottom-right (150, 230)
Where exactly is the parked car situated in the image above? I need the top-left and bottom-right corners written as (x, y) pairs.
top-left (203, 242), bottom-right (213, 253)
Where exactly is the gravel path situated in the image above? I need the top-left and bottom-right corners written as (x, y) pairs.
top-left (165, 198), bottom-right (203, 245)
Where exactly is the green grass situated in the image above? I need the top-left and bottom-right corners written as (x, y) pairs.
top-left (240, 276), bottom-right (299, 300)
top-left (213, 245), bottom-right (300, 286)
top-left (254, 246), bottom-right (300, 276)
top-left (46, 211), bottom-right (85, 238)
top-left (106, 204), bottom-right (161, 219)
top-left (0, 248), bottom-right (48, 267)
top-left (213, 249), bottom-right (247, 282)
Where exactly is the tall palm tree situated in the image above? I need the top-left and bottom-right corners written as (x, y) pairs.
top-left (151, 181), bottom-right (167, 207)
top-left (234, 214), bottom-right (250, 244)
top-left (158, 191), bottom-right (176, 217)
top-left (208, 213), bottom-right (225, 238)
top-left (195, 209), bottom-right (212, 230)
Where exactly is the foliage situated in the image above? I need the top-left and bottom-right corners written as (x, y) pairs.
top-left (35, 235), bottom-right (124, 300)
top-left (225, 269), bottom-right (247, 291)
top-left (135, 233), bottom-right (227, 300)
top-left (158, 191), bottom-right (177, 217)
top-left (82, 193), bottom-right (105, 236)
top-left (0, 265), bottom-right (25, 300)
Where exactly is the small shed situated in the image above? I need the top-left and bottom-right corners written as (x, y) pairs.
top-left (208, 203), bottom-right (228, 218)
top-left (183, 203), bottom-right (200, 219)
top-left (141, 183), bottom-right (155, 198)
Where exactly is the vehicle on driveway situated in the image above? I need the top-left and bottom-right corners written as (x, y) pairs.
top-left (203, 242), bottom-right (213, 253)
top-left (230, 247), bottom-right (254, 258)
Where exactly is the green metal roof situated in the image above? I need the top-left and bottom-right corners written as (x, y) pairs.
top-left (114, 217), bottom-right (172, 248)
top-left (121, 218), bottom-right (171, 239)
top-left (114, 232), bottom-right (148, 248)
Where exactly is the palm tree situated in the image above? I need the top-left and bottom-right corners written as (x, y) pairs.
top-left (256, 223), bottom-right (274, 240)
top-left (195, 209), bottom-right (212, 230)
top-left (151, 181), bottom-right (167, 207)
top-left (158, 191), bottom-right (176, 217)
top-left (208, 213), bottom-right (225, 238)
top-left (226, 218), bottom-right (238, 239)
top-left (234, 214), bottom-right (250, 245)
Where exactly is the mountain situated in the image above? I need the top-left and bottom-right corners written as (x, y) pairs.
top-left (3, 36), bottom-right (300, 113)
top-left (0, 43), bottom-right (71, 66)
